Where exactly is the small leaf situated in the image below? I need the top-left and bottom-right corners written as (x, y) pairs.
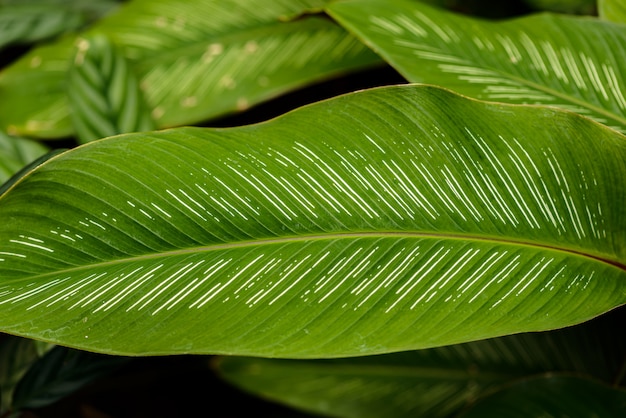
top-left (11, 346), bottom-right (129, 410)
top-left (599, 0), bottom-right (626, 23)
top-left (68, 34), bottom-right (155, 143)
top-left (0, 85), bottom-right (625, 357)
top-left (215, 310), bottom-right (626, 418)
top-left (0, 131), bottom-right (49, 186)
top-left (459, 376), bottom-right (626, 417)
top-left (0, 0), bottom-right (379, 138)
top-left (327, 0), bottom-right (626, 132)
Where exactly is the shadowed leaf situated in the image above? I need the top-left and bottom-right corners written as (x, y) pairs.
top-left (459, 376), bottom-right (626, 417)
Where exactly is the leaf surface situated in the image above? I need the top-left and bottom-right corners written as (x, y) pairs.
top-left (327, 0), bottom-right (626, 132)
top-left (0, 85), bottom-right (625, 357)
top-left (599, 0), bottom-right (626, 23)
top-left (0, 0), bottom-right (379, 138)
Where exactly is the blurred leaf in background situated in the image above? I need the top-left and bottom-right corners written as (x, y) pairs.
top-left (0, 130), bottom-right (48, 185)
top-left (0, 0), bottom-right (120, 50)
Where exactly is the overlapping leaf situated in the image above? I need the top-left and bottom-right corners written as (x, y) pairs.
top-left (0, 85), bottom-right (625, 357)
top-left (599, 0), bottom-right (626, 23)
top-left (68, 34), bottom-right (154, 143)
top-left (327, 0), bottom-right (626, 132)
top-left (0, 0), bottom-right (379, 138)
top-left (216, 310), bottom-right (626, 417)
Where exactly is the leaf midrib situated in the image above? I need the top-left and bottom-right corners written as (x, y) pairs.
top-left (16, 231), bottom-right (626, 282)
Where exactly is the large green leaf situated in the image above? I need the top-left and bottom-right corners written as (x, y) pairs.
top-left (459, 376), bottom-right (626, 417)
top-left (599, 0), bottom-right (626, 23)
top-left (327, 0), bottom-right (626, 133)
top-left (0, 85), bottom-right (625, 357)
top-left (216, 310), bottom-right (626, 418)
top-left (0, 0), bottom-right (379, 138)
top-left (0, 131), bottom-right (48, 185)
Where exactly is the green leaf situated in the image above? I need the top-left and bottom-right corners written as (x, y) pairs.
top-left (11, 346), bottom-right (128, 410)
top-left (0, 0), bottom-right (119, 50)
top-left (599, 0), bottom-right (626, 24)
top-left (0, 0), bottom-right (379, 138)
top-left (215, 311), bottom-right (626, 418)
top-left (0, 85), bottom-right (625, 357)
top-left (0, 131), bottom-right (49, 186)
top-left (459, 376), bottom-right (626, 417)
top-left (327, 0), bottom-right (626, 133)
top-left (68, 34), bottom-right (155, 143)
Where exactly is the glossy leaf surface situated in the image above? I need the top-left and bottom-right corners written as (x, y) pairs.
top-left (460, 376), bottom-right (626, 417)
top-left (327, 0), bottom-right (626, 132)
top-left (216, 310), bottom-right (626, 418)
top-left (599, 0), bottom-right (626, 23)
top-left (0, 85), bottom-right (625, 357)
top-left (68, 34), bottom-right (154, 143)
top-left (0, 0), bottom-right (379, 138)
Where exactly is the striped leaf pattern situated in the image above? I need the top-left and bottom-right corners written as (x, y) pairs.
top-left (0, 0), bottom-right (379, 138)
top-left (327, 0), bottom-right (626, 132)
top-left (68, 34), bottom-right (154, 143)
top-left (0, 85), bottom-right (624, 356)
top-left (217, 313), bottom-right (626, 417)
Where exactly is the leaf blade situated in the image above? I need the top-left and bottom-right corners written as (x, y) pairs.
top-left (0, 85), bottom-right (625, 356)
top-left (327, 0), bottom-right (626, 132)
